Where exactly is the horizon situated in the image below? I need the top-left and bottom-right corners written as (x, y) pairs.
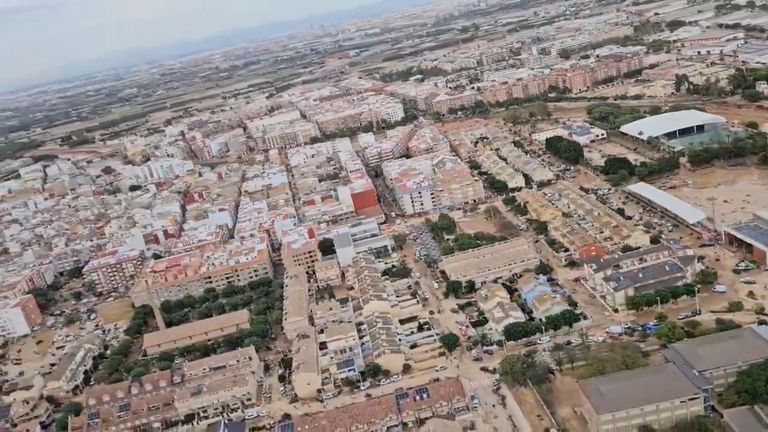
top-left (0, 0), bottom-right (427, 92)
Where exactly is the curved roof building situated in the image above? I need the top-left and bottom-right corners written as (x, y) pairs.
top-left (619, 110), bottom-right (727, 150)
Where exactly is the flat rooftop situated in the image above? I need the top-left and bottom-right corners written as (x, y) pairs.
top-left (666, 326), bottom-right (768, 372)
top-left (726, 213), bottom-right (768, 249)
top-left (722, 405), bottom-right (768, 432)
top-left (578, 363), bottom-right (701, 415)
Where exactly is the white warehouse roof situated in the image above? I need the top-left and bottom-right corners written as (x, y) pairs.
top-left (625, 182), bottom-right (706, 225)
top-left (619, 110), bottom-right (726, 141)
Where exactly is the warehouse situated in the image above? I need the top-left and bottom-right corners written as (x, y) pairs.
top-left (624, 182), bottom-right (707, 230)
top-left (619, 110), bottom-right (727, 151)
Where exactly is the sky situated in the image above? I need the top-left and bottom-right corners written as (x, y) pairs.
top-left (0, 0), bottom-right (378, 91)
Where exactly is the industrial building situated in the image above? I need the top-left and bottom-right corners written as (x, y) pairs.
top-left (723, 210), bottom-right (768, 268)
top-left (664, 325), bottom-right (768, 392)
top-left (624, 182), bottom-right (708, 231)
top-left (619, 110), bottom-right (727, 151)
top-left (577, 363), bottom-right (706, 432)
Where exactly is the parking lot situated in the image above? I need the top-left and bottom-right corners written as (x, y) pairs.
top-left (404, 222), bottom-right (442, 261)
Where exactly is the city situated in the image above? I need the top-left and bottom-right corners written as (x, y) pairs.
top-left (3, 0), bottom-right (768, 431)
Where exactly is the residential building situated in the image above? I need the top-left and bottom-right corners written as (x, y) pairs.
top-left (475, 284), bottom-right (525, 338)
top-left (44, 336), bottom-right (100, 399)
top-left (313, 297), bottom-right (355, 329)
top-left (279, 378), bottom-right (468, 432)
top-left (142, 310), bottom-right (251, 355)
top-left (315, 259), bottom-right (342, 287)
top-left (83, 248), bottom-right (144, 293)
top-left (383, 153), bottom-right (483, 215)
top-left (583, 242), bottom-right (698, 310)
top-left (438, 238), bottom-right (539, 283)
top-left (317, 322), bottom-right (365, 384)
top-left (69, 347), bottom-right (262, 431)
top-left (430, 90), bottom-right (479, 114)
top-left (664, 325), bottom-right (768, 392)
top-left (361, 312), bottom-right (407, 374)
top-left (407, 126), bottom-right (449, 157)
top-left (532, 123), bottom-right (607, 146)
top-left (476, 149), bottom-right (526, 191)
top-left (319, 218), bottom-right (394, 267)
top-left (0, 295), bottom-right (42, 338)
top-left (283, 271), bottom-right (311, 340)
top-left (280, 226), bottom-right (321, 275)
top-left (292, 333), bottom-right (322, 400)
top-left (577, 363), bottom-right (705, 432)
top-left (248, 111), bottom-right (320, 150)
top-left (130, 240), bottom-right (273, 307)
top-left (519, 276), bottom-right (570, 319)
top-left (358, 132), bottom-right (406, 167)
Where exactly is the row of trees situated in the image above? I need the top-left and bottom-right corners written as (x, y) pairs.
top-left (502, 309), bottom-right (582, 342)
top-left (440, 232), bottom-right (508, 256)
top-left (445, 280), bottom-right (477, 298)
top-left (159, 278), bottom-right (283, 327)
top-left (654, 317), bottom-right (742, 345)
top-left (687, 132), bottom-right (768, 167)
top-left (544, 136), bottom-right (584, 164)
top-left (586, 102), bottom-right (646, 130)
top-left (625, 283), bottom-right (699, 311)
top-left (381, 262), bottom-right (413, 280)
top-left (722, 359), bottom-right (768, 408)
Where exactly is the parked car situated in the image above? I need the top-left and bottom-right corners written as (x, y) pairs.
top-left (390, 374), bottom-right (401, 382)
top-left (435, 364), bottom-right (448, 372)
top-left (712, 284), bottom-right (728, 293)
top-left (741, 278), bottom-right (757, 285)
top-left (537, 336), bottom-right (551, 345)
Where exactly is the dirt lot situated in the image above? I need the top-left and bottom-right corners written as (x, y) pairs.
top-left (654, 166), bottom-right (768, 226)
top-left (704, 101), bottom-right (768, 126)
top-left (97, 297), bottom-right (135, 324)
top-left (456, 212), bottom-right (500, 234)
top-left (548, 376), bottom-right (589, 432)
top-left (511, 386), bottom-right (557, 432)
top-left (5, 329), bottom-right (55, 378)
top-left (589, 140), bottom-right (649, 164)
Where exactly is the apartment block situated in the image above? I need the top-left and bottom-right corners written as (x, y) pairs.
top-left (358, 132), bottom-right (407, 167)
top-left (248, 110), bottom-right (320, 150)
top-left (430, 90), bottom-right (479, 114)
top-left (407, 126), bottom-right (449, 157)
top-left (142, 310), bottom-right (251, 355)
top-left (438, 237), bottom-right (539, 283)
top-left (280, 226), bottom-right (321, 275)
top-left (319, 218), bottom-right (394, 267)
top-left (292, 332), bottom-right (322, 400)
top-left (280, 378), bottom-right (468, 432)
top-left (69, 347), bottom-right (262, 431)
top-left (44, 337), bottom-right (99, 398)
top-left (283, 271), bottom-right (311, 340)
top-left (314, 259), bottom-right (342, 287)
top-left (0, 295), bottom-right (43, 337)
top-left (383, 153), bottom-right (483, 215)
top-left (317, 322), bottom-right (365, 384)
top-left (130, 240), bottom-right (273, 307)
top-left (83, 248), bottom-right (144, 293)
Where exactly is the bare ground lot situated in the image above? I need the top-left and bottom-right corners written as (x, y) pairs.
top-left (653, 166), bottom-right (768, 226)
top-left (511, 386), bottom-right (557, 432)
top-left (548, 375), bottom-right (589, 432)
top-left (97, 297), bottom-right (135, 324)
top-left (455, 212), bottom-right (501, 234)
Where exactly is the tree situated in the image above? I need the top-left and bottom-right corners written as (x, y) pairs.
top-left (545, 136), bottom-right (584, 164)
top-left (365, 363), bottom-right (383, 380)
top-left (318, 238), bottom-right (336, 257)
top-left (602, 157), bottom-right (635, 176)
top-left (743, 89), bottom-right (763, 103)
top-left (392, 233), bottom-right (407, 250)
top-left (65, 311), bottom-right (81, 325)
top-left (682, 319), bottom-right (702, 331)
top-left (503, 321), bottom-right (542, 341)
top-left (446, 280), bottom-right (464, 298)
top-left (439, 333), bottom-right (461, 354)
top-left (402, 363), bottom-right (413, 374)
top-left (727, 300), bottom-right (745, 313)
top-left (668, 416), bottom-right (720, 432)
top-left (722, 359), bottom-right (768, 407)
top-left (655, 322), bottom-right (687, 344)
top-left (70, 290), bottom-right (83, 302)
top-left (746, 120), bottom-right (761, 130)
top-left (463, 280), bottom-right (477, 294)
top-left (62, 401), bottom-right (83, 417)
top-left (499, 354), bottom-right (550, 386)
top-left (579, 342), bottom-right (648, 378)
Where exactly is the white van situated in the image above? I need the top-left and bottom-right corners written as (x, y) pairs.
top-left (712, 284), bottom-right (728, 293)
